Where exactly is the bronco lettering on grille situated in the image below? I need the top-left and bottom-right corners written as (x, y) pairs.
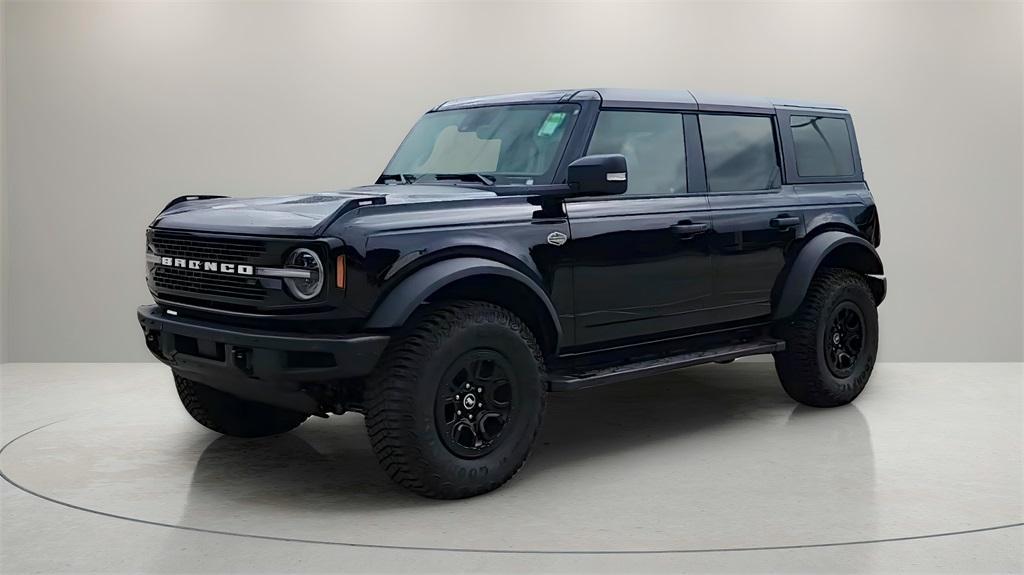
top-left (159, 257), bottom-right (254, 276)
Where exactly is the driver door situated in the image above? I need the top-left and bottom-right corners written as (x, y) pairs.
top-left (566, 111), bottom-right (714, 347)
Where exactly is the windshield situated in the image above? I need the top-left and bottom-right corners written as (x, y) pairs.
top-left (383, 104), bottom-right (580, 186)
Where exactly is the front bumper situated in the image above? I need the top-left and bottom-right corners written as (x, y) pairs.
top-left (138, 304), bottom-right (388, 413)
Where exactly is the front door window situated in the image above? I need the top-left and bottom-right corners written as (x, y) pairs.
top-left (586, 111), bottom-right (687, 196)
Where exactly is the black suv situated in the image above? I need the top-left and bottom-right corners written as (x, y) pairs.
top-left (138, 89), bottom-right (885, 498)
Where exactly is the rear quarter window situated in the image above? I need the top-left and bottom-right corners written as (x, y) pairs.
top-left (790, 116), bottom-right (855, 177)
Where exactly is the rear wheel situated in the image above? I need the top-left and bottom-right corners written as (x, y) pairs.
top-left (364, 301), bottom-right (546, 499)
top-left (773, 268), bottom-right (878, 407)
top-left (174, 372), bottom-right (309, 437)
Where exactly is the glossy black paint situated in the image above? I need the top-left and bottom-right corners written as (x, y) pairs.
top-left (565, 195), bottom-right (713, 346)
top-left (565, 153), bottom-right (628, 197)
top-left (363, 257), bottom-right (562, 345)
top-left (705, 190), bottom-right (802, 324)
top-left (141, 89), bottom-right (884, 382)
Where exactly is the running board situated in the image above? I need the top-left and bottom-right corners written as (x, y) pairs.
top-left (549, 339), bottom-right (785, 392)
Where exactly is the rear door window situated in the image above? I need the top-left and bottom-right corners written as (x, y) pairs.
top-left (699, 115), bottom-right (780, 193)
top-left (789, 116), bottom-right (855, 177)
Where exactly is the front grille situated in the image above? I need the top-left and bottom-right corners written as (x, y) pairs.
top-left (153, 267), bottom-right (267, 301)
top-left (148, 231), bottom-right (273, 304)
top-left (150, 232), bottom-right (266, 264)
top-left (147, 230), bottom-right (330, 312)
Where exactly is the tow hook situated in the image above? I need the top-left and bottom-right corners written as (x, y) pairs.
top-left (231, 347), bottom-right (253, 375)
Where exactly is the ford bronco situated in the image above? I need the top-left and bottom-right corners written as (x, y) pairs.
top-left (138, 89), bottom-right (885, 498)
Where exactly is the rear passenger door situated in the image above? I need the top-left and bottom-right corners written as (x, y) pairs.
top-left (699, 114), bottom-right (804, 322)
top-left (566, 110), bottom-right (714, 347)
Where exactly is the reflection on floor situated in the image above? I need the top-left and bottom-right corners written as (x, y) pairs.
top-left (1, 361), bottom-right (1021, 573)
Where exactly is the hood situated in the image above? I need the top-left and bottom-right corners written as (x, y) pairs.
top-left (152, 184), bottom-right (498, 236)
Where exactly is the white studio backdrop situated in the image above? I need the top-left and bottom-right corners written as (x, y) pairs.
top-left (1, 1), bottom-right (1021, 362)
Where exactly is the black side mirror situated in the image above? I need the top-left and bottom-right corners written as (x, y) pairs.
top-left (567, 154), bottom-right (627, 197)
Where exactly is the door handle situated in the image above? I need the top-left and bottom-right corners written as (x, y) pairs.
top-left (670, 222), bottom-right (709, 236)
top-left (770, 216), bottom-right (801, 228)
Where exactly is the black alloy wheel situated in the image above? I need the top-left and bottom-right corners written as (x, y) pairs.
top-left (435, 350), bottom-right (517, 458)
top-left (824, 302), bottom-right (865, 377)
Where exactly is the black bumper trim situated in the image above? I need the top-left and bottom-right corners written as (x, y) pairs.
top-left (138, 304), bottom-right (388, 386)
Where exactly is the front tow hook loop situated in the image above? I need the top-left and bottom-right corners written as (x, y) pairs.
top-left (232, 347), bottom-right (253, 375)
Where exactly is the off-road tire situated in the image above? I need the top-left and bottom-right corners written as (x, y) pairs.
top-left (173, 372), bottom-right (309, 437)
top-left (364, 301), bottom-right (546, 499)
top-left (773, 268), bottom-right (878, 407)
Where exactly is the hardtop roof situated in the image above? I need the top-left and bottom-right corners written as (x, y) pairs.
top-left (434, 88), bottom-right (848, 114)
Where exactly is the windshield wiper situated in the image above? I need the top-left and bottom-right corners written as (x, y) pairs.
top-left (380, 173), bottom-right (418, 184)
top-left (430, 173), bottom-right (496, 186)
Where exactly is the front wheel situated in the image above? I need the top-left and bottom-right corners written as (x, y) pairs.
top-left (364, 301), bottom-right (546, 499)
top-left (174, 373), bottom-right (309, 437)
top-left (773, 268), bottom-right (879, 407)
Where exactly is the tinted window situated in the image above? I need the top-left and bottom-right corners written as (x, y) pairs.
top-left (587, 111), bottom-right (686, 196)
top-left (385, 104), bottom-right (578, 185)
top-left (790, 116), bottom-right (855, 177)
top-left (699, 115), bottom-right (780, 193)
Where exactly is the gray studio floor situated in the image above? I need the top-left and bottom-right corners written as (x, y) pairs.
top-left (0, 361), bottom-right (1021, 573)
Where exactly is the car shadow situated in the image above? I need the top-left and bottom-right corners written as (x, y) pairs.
top-left (179, 361), bottom-right (872, 513)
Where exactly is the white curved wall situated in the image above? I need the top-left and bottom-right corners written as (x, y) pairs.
top-left (2, 1), bottom-right (1021, 361)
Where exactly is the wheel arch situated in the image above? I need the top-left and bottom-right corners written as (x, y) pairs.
top-left (773, 231), bottom-right (886, 320)
top-left (364, 257), bottom-right (562, 356)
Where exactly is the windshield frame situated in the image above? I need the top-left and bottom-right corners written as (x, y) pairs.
top-left (380, 102), bottom-right (583, 188)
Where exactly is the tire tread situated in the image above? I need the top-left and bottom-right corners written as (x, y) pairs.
top-left (174, 373), bottom-right (308, 437)
top-left (364, 301), bottom-right (546, 499)
top-left (774, 268), bottom-right (877, 407)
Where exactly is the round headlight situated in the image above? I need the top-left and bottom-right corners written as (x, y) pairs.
top-left (283, 248), bottom-right (323, 300)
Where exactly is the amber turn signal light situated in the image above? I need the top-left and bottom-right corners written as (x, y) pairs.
top-left (336, 255), bottom-right (346, 289)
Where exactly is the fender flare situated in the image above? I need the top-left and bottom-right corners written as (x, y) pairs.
top-left (364, 257), bottom-right (562, 346)
top-left (774, 231), bottom-right (885, 320)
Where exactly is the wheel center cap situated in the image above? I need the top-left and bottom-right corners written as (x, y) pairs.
top-left (833, 333), bottom-right (841, 344)
top-left (463, 393), bottom-right (477, 410)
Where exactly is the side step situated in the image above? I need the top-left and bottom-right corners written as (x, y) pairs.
top-left (549, 338), bottom-right (785, 392)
